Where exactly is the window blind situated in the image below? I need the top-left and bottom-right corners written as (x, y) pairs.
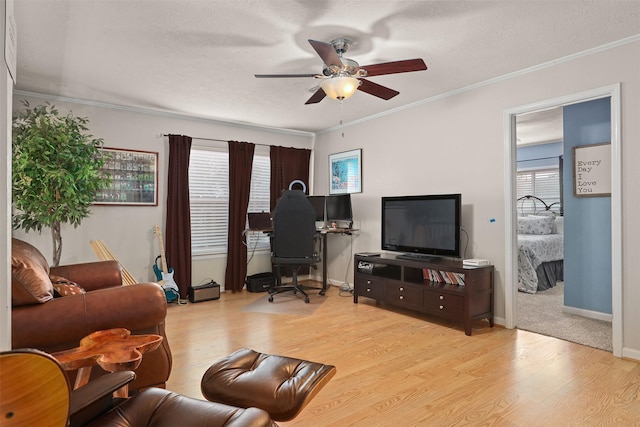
top-left (189, 145), bottom-right (270, 256)
top-left (516, 168), bottom-right (561, 215)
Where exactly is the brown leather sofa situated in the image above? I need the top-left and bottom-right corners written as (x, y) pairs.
top-left (11, 238), bottom-right (172, 393)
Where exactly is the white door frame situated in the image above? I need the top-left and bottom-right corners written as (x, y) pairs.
top-left (503, 84), bottom-right (622, 357)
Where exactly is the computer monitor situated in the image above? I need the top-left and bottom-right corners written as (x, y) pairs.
top-left (307, 195), bottom-right (326, 222)
top-left (326, 194), bottom-right (353, 225)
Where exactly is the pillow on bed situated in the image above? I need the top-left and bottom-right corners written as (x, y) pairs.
top-left (531, 210), bottom-right (555, 218)
top-left (518, 215), bottom-right (555, 235)
top-left (530, 213), bottom-right (564, 234)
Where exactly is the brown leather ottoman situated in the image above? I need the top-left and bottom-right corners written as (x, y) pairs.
top-left (201, 348), bottom-right (336, 421)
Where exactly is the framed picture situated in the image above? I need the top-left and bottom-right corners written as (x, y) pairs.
top-left (573, 142), bottom-right (611, 197)
top-left (94, 147), bottom-right (158, 206)
top-left (329, 149), bottom-right (362, 194)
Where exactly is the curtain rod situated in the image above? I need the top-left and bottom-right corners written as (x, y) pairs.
top-left (517, 155), bottom-right (563, 162)
top-left (161, 134), bottom-right (272, 147)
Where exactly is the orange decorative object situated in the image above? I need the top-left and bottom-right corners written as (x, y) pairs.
top-left (52, 328), bottom-right (163, 396)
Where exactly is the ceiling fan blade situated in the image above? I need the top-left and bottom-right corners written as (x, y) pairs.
top-left (305, 88), bottom-right (326, 105)
top-left (360, 59), bottom-right (427, 77)
top-left (357, 79), bottom-right (399, 100)
top-left (308, 39), bottom-right (343, 68)
top-left (255, 73), bottom-right (319, 78)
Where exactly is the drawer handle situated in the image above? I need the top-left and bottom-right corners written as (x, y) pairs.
top-left (439, 295), bottom-right (444, 300)
top-left (367, 280), bottom-right (372, 285)
top-left (399, 287), bottom-right (404, 291)
top-left (439, 305), bottom-right (444, 310)
top-left (366, 288), bottom-right (372, 293)
top-left (400, 296), bottom-right (404, 300)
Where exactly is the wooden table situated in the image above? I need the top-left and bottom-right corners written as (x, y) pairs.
top-left (52, 328), bottom-right (163, 397)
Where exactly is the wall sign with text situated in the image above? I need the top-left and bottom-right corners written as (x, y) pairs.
top-left (573, 142), bottom-right (611, 197)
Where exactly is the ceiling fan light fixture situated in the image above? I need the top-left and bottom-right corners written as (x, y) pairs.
top-left (321, 76), bottom-right (360, 101)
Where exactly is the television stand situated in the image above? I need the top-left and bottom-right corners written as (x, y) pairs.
top-left (354, 254), bottom-right (494, 335)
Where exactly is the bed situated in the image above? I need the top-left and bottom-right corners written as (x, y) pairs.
top-left (517, 196), bottom-right (564, 294)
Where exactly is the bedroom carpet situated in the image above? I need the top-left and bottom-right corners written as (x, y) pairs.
top-left (241, 286), bottom-right (328, 316)
top-left (517, 282), bottom-right (613, 352)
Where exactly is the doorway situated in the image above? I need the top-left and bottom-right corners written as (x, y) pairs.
top-left (503, 85), bottom-right (622, 357)
top-left (514, 108), bottom-right (612, 351)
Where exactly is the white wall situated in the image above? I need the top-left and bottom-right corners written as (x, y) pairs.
top-left (1, 1), bottom-right (14, 351)
top-left (11, 94), bottom-right (313, 289)
top-left (313, 41), bottom-right (640, 357)
top-left (8, 40), bottom-right (640, 358)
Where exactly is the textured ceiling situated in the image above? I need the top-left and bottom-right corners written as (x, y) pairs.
top-left (516, 107), bottom-right (563, 146)
top-left (12, 1), bottom-right (640, 134)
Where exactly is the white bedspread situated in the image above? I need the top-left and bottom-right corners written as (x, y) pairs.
top-left (518, 234), bottom-right (564, 293)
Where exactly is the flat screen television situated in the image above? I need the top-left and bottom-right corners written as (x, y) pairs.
top-left (381, 194), bottom-right (461, 259)
top-left (307, 195), bottom-right (326, 222)
top-left (326, 194), bottom-right (353, 226)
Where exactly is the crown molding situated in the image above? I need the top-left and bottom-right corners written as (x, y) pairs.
top-left (318, 34), bottom-right (640, 135)
top-left (13, 90), bottom-right (315, 139)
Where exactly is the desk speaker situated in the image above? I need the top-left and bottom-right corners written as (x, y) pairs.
top-left (189, 281), bottom-right (220, 303)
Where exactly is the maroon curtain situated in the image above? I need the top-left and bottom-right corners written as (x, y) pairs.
top-left (224, 141), bottom-right (255, 292)
top-left (270, 146), bottom-right (312, 210)
top-left (270, 146), bottom-right (312, 277)
top-left (166, 134), bottom-right (192, 298)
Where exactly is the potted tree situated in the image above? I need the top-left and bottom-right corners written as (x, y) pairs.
top-left (12, 101), bottom-right (110, 266)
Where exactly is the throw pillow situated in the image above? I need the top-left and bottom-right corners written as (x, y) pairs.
top-left (50, 275), bottom-right (86, 297)
top-left (11, 238), bottom-right (53, 306)
top-left (517, 215), bottom-right (555, 235)
top-left (529, 213), bottom-right (559, 234)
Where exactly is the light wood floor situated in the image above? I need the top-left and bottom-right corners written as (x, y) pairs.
top-left (165, 283), bottom-right (640, 426)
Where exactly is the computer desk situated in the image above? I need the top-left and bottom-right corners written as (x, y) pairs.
top-left (316, 227), bottom-right (358, 292)
top-left (246, 227), bottom-right (358, 293)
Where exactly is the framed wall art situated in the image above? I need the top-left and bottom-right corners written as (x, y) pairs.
top-left (329, 148), bottom-right (362, 194)
top-left (94, 147), bottom-right (158, 206)
top-left (573, 142), bottom-right (611, 197)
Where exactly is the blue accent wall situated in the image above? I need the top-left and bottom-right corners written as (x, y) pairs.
top-left (563, 97), bottom-right (611, 314)
top-left (517, 141), bottom-right (563, 170)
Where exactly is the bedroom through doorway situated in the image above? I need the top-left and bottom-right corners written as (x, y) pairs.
top-left (513, 104), bottom-right (613, 352)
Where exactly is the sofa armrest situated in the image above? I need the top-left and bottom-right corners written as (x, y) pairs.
top-left (50, 261), bottom-right (123, 292)
top-left (84, 282), bottom-right (167, 333)
top-left (12, 282), bottom-right (167, 350)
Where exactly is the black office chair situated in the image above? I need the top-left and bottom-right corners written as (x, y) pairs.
top-left (269, 190), bottom-right (322, 304)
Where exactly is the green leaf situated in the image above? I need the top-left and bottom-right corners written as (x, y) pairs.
top-left (12, 102), bottom-right (110, 261)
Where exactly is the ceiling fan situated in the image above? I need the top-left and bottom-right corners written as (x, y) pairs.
top-left (255, 38), bottom-right (428, 105)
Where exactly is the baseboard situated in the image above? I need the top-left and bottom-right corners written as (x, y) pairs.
top-left (621, 347), bottom-right (640, 362)
top-left (308, 274), bottom-right (345, 287)
top-left (562, 305), bottom-right (612, 322)
top-left (309, 273), bottom-right (322, 283)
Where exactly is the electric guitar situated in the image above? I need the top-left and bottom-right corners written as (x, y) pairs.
top-left (153, 225), bottom-right (179, 296)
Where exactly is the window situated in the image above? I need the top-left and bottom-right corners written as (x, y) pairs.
top-left (246, 153), bottom-right (271, 251)
top-left (516, 168), bottom-right (561, 215)
top-left (189, 144), bottom-right (270, 256)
